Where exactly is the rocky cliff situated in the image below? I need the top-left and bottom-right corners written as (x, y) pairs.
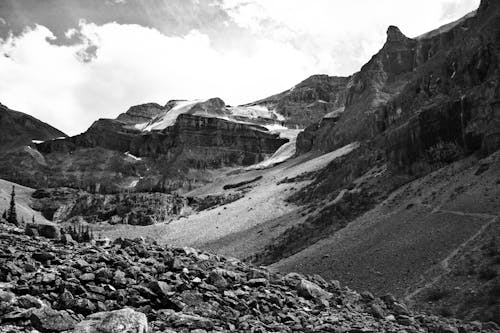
top-left (3, 98), bottom-right (288, 192)
top-left (297, 1), bottom-right (500, 171)
top-left (0, 103), bottom-right (66, 152)
top-left (246, 74), bottom-right (350, 128)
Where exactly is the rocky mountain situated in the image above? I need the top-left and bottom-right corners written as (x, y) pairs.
top-left (0, 222), bottom-right (497, 333)
top-left (0, 103), bottom-right (66, 152)
top-left (0, 0), bottom-right (499, 330)
top-left (246, 74), bottom-right (350, 128)
top-left (0, 98), bottom-right (290, 192)
top-left (297, 0), bottom-right (500, 164)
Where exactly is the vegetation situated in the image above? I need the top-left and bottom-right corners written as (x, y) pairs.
top-left (7, 185), bottom-right (17, 225)
top-left (426, 141), bottom-right (463, 165)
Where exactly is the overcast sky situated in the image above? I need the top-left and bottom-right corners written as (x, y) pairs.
top-left (0, 0), bottom-right (480, 135)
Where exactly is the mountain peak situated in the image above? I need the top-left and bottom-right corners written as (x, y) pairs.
top-left (386, 25), bottom-right (408, 43)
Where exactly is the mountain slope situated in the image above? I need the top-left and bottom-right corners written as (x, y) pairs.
top-left (0, 103), bottom-right (66, 152)
top-left (245, 74), bottom-right (350, 128)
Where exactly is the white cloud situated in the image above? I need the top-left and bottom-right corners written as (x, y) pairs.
top-left (0, 22), bottom-right (315, 135)
top-left (0, 0), bottom-right (480, 135)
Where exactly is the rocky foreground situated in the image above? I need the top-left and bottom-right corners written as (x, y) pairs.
top-left (0, 224), bottom-right (498, 333)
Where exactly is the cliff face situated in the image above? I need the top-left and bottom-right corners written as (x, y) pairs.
top-left (131, 114), bottom-right (287, 167)
top-left (0, 103), bottom-right (66, 152)
top-left (116, 103), bottom-right (166, 125)
top-left (246, 75), bottom-right (350, 128)
top-left (297, 2), bottom-right (500, 171)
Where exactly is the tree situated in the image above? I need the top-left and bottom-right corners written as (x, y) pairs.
top-left (1, 209), bottom-right (6, 220)
top-left (7, 186), bottom-right (17, 225)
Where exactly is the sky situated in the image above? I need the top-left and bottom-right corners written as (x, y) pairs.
top-left (0, 0), bottom-right (480, 135)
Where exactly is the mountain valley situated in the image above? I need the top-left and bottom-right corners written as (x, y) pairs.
top-left (1, 0), bottom-right (500, 331)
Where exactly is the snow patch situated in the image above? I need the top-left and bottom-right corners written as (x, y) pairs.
top-left (142, 100), bottom-right (204, 132)
top-left (31, 139), bottom-right (44, 144)
top-left (247, 129), bottom-right (302, 170)
top-left (124, 152), bottom-right (142, 161)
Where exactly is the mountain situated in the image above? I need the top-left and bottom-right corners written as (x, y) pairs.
top-left (0, 103), bottom-right (66, 152)
top-left (80, 0), bottom-right (500, 324)
top-left (0, 0), bottom-right (499, 327)
top-left (0, 98), bottom-right (292, 192)
top-left (297, 1), bottom-right (500, 164)
top-left (246, 74), bottom-right (350, 128)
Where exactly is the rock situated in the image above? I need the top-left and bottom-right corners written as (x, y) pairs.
top-left (79, 273), bottom-right (95, 282)
top-left (0, 290), bottom-right (15, 303)
top-left (25, 223), bottom-right (61, 239)
top-left (247, 278), bottom-right (268, 287)
top-left (73, 308), bottom-right (147, 333)
top-left (32, 251), bottom-right (56, 262)
top-left (296, 279), bottom-right (332, 301)
top-left (207, 271), bottom-right (228, 289)
top-left (17, 295), bottom-right (44, 309)
top-left (148, 281), bottom-right (171, 297)
top-left (370, 303), bottom-right (384, 319)
top-left (30, 307), bottom-right (77, 332)
top-left (392, 302), bottom-right (409, 315)
top-left (158, 310), bottom-right (214, 331)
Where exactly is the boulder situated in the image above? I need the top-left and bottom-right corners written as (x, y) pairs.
top-left (73, 308), bottom-right (147, 333)
top-left (25, 223), bottom-right (61, 240)
top-left (30, 307), bottom-right (77, 332)
top-left (296, 279), bottom-right (332, 301)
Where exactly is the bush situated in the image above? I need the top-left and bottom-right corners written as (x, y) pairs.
top-left (426, 141), bottom-right (463, 165)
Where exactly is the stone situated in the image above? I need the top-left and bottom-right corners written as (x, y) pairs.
top-left (17, 295), bottom-right (44, 309)
top-left (73, 308), bottom-right (148, 333)
top-left (30, 307), bottom-right (77, 332)
top-left (158, 310), bottom-right (214, 330)
top-left (207, 271), bottom-right (228, 289)
top-left (296, 279), bottom-right (332, 301)
top-left (370, 303), bottom-right (384, 319)
top-left (79, 273), bottom-right (95, 282)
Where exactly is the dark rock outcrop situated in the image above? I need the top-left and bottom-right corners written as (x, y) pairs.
top-left (246, 74), bottom-right (350, 128)
top-left (116, 103), bottom-right (166, 125)
top-left (130, 114), bottom-right (287, 167)
top-left (297, 2), bottom-right (500, 172)
top-left (0, 103), bottom-right (66, 152)
top-left (31, 188), bottom-right (188, 225)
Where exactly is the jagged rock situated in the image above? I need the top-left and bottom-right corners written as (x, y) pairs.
top-left (30, 307), bottom-right (77, 332)
top-left (25, 223), bottom-right (60, 239)
top-left (158, 310), bottom-right (214, 331)
top-left (17, 295), bottom-right (44, 309)
top-left (73, 308), bottom-right (147, 333)
top-left (296, 279), bottom-right (332, 301)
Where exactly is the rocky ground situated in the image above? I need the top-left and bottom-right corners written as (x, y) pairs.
top-left (2, 223), bottom-right (498, 333)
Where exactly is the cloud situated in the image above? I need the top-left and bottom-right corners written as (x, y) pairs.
top-left (0, 22), bottom-right (315, 135)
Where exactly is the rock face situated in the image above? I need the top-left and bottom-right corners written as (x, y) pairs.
top-left (0, 223), bottom-right (494, 333)
top-left (116, 103), bottom-right (166, 125)
top-left (31, 188), bottom-right (188, 225)
top-left (247, 75), bottom-right (350, 128)
top-left (297, 3), bottom-right (500, 171)
top-left (130, 114), bottom-right (287, 167)
top-left (0, 103), bottom-right (66, 152)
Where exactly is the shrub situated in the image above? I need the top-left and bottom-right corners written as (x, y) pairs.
top-left (426, 141), bottom-right (463, 165)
